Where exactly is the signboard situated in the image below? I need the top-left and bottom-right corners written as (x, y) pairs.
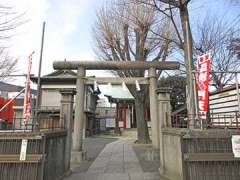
top-left (232, 135), bottom-right (240, 158)
top-left (20, 139), bottom-right (28, 161)
top-left (197, 53), bottom-right (211, 119)
top-left (106, 118), bottom-right (115, 127)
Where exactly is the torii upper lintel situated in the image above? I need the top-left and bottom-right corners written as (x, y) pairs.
top-left (53, 60), bottom-right (180, 70)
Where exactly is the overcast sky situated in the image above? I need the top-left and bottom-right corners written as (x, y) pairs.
top-left (4, 0), bottom-right (111, 86)
top-left (2, 0), bottom-right (239, 87)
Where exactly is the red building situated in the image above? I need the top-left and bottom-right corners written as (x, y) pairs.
top-left (0, 81), bottom-right (37, 128)
top-left (99, 85), bottom-right (151, 129)
top-left (0, 97), bottom-right (16, 123)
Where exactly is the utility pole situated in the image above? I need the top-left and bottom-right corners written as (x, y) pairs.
top-left (184, 18), bottom-right (197, 127)
top-left (159, 0), bottom-right (197, 127)
top-left (34, 21), bottom-right (46, 130)
top-left (179, 1), bottom-right (197, 128)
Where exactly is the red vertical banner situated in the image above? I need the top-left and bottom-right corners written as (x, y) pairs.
top-left (197, 53), bottom-right (211, 119)
top-left (23, 52), bottom-right (34, 122)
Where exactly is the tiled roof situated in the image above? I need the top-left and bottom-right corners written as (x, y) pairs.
top-left (42, 70), bottom-right (77, 77)
top-left (99, 84), bottom-right (134, 100)
top-left (30, 70), bottom-right (77, 83)
top-left (0, 81), bottom-right (37, 95)
top-left (210, 84), bottom-right (240, 95)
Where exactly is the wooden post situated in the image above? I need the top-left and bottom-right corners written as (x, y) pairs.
top-left (59, 89), bottom-right (75, 173)
top-left (71, 66), bottom-right (86, 163)
top-left (149, 67), bottom-right (159, 149)
top-left (116, 104), bottom-right (119, 129)
top-left (123, 106), bottom-right (127, 129)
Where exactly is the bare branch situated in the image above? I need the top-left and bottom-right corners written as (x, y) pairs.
top-left (0, 5), bottom-right (25, 80)
top-left (194, 14), bottom-right (240, 90)
top-left (92, 0), bottom-right (175, 79)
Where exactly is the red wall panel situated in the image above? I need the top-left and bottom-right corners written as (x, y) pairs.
top-left (0, 97), bottom-right (16, 123)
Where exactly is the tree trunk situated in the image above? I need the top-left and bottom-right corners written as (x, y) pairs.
top-left (135, 95), bottom-right (151, 144)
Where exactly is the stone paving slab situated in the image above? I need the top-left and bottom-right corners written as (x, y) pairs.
top-left (64, 139), bottom-right (161, 180)
top-left (70, 137), bottom-right (117, 173)
top-left (64, 172), bottom-right (161, 180)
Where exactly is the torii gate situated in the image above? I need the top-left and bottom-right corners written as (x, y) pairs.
top-left (53, 60), bottom-right (179, 164)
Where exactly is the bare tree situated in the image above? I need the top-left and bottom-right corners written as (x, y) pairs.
top-left (93, 0), bottom-right (174, 143)
top-left (228, 0), bottom-right (240, 5)
top-left (134, 0), bottom-right (240, 112)
top-left (194, 15), bottom-right (240, 90)
top-left (229, 38), bottom-right (240, 59)
top-left (135, 0), bottom-right (197, 119)
top-left (0, 48), bottom-right (17, 81)
top-left (0, 5), bottom-right (24, 81)
top-left (226, 0), bottom-right (240, 60)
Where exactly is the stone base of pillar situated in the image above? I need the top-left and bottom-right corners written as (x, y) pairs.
top-left (64, 170), bottom-right (72, 177)
top-left (159, 167), bottom-right (163, 175)
top-left (145, 148), bottom-right (159, 161)
top-left (138, 147), bottom-right (159, 161)
top-left (71, 150), bottom-right (87, 164)
top-left (159, 168), bottom-right (166, 180)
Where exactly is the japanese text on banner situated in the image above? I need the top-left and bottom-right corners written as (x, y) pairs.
top-left (197, 53), bottom-right (211, 119)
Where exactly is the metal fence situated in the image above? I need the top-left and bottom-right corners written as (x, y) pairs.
top-left (172, 112), bottom-right (240, 129)
top-left (0, 130), bottom-right (67, 180)
top-left (0, 117), bottom-right (61, 132)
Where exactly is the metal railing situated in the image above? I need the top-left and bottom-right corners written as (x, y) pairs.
top-left (171, 112), bottom-right (240, 129)
top-left (0, 117), bottom-right (61, 132)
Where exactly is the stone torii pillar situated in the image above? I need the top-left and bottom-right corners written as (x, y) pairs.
top-left (148, 67), bottom-right (159, 149)
top-left (59, 89), bottom-right (75, 173)
top-left (71, 67), bottom-right (86, 163)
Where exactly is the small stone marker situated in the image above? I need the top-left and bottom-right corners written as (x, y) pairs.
top-left (20, 139), bottom-right (28, 161)
top-left (232, 135), bottom-right (240, 158)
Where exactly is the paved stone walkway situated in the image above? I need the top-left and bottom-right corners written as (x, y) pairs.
top-left (65, 139), bottom-right (161, 180)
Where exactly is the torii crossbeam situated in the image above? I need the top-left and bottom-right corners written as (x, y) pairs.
top-left (53, 60), bottom-right (180, 70)
top-left (53, 60), bottom-right (180, 163)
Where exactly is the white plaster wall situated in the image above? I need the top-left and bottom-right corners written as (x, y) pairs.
top-left (41, 89), bottom-right (61, 106)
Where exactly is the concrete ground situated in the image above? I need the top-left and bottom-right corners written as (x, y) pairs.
top-left (64, 137), bottom-right (163, 180)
